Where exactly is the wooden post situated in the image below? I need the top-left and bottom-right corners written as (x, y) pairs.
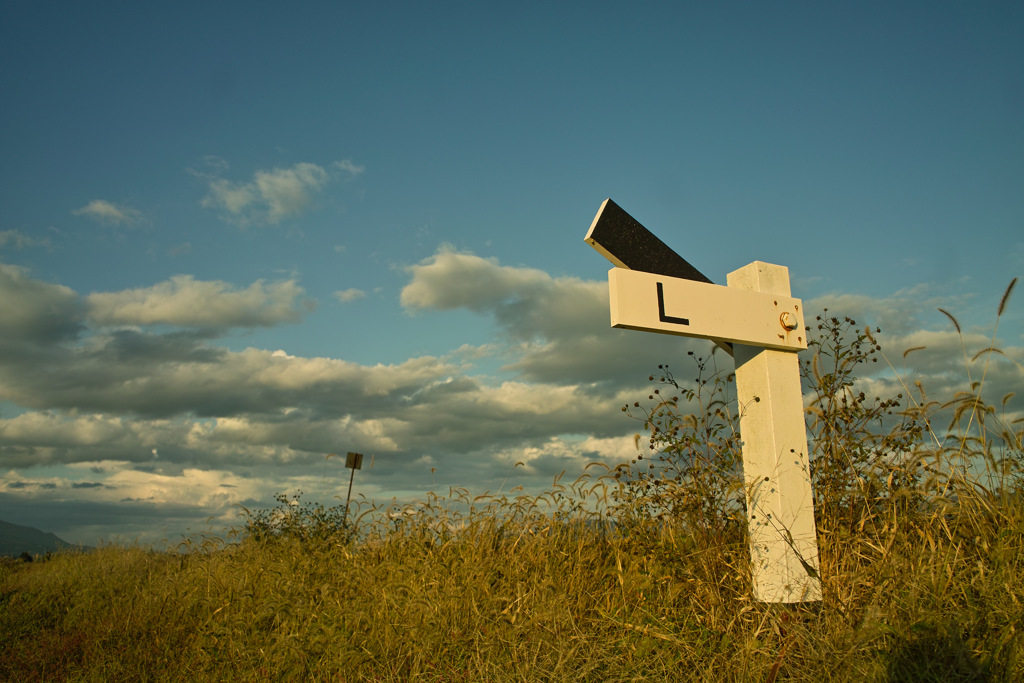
top-left (728, 262), bottom-right (822, 602)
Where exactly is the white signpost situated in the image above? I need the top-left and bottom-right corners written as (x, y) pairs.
top-left (586, 199), bottom-right (822, 603)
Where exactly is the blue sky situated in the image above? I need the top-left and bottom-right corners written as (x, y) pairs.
top-left (1, 1), bottom-right (1021, 546)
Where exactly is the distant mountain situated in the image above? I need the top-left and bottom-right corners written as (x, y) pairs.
top-left (0, 519), bottom-right (77, 557)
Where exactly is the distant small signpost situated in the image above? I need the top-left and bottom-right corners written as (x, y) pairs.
top-left (585, 199), bottom-right (822, 603)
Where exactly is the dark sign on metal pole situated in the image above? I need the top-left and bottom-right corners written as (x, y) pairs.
top-left (343, 451), bottom-right (364, 525)
top-left (346, 452), bottom-right (364, 470)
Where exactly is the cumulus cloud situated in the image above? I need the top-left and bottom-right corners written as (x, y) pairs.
top-left (0, 350), bottom-right (637, 474)
top-left (401, 247), bottom-right (553, 313)
top-left (0, 333), bottom-right (461, 419)
top-left (200, 160), bottom-right (361, 226)
top-left (72, 200), bottom-right (144, 226)
top-left (0, 261), bottom-right (638, 456)
top-left (402, 247), bottom-right (714, 385)
top-left (0, 263), bottom-right (85, 343)
top-left (0, 408), bottom-right (406, 470)
top-left (0, 413), bottom-right (187, 467)
top-left (388, 380), bottom-right (639, 452)
top-left (87, 275), bottom-right (315, 329)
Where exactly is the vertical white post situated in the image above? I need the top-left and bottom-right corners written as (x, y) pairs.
top-left (728, 261), bottom-right (822, 602)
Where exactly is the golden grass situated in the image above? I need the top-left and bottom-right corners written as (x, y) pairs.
top-left (2, 478), bottom-right (1022, 681)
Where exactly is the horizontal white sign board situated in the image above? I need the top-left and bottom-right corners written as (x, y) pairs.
top-left (608, 268), bottom-right (807, 351)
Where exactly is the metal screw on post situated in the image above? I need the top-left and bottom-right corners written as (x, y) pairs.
top-left (343, 451), bottom-right (363, 527)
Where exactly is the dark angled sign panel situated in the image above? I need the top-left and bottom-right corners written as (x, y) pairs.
top-left (584, 198), bottom-right (713, 284)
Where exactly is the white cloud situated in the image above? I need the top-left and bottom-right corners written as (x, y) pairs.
top-left (334, 159), bottom-right (365, 177)
top-left (401, 247), bottom-right (552, 313)
top-left (107, 466), bottom-right (258, 509)
top-left (334, 288), bottom-right (366, 303)
top-left (1, 412), bottom-right (138, 447)
top-left (200, 160), bottom-right (361, 226)
top-left (198, 414), bottom-right (402, 454)
top-left (72, 200), bottom-right (144, 226)
top-left (401, 247), bottom-right (613, 341)
top-left (0, 229), bottom-right (51, 250)
top-left (0, 331), bottom-right (463, 419)
top-left (256, 163), bottom-right (329, 222)
top-left (0, 413), bottom-right (192, 468)
top-left (203, 178), bottom-right (257, 217)
top-left (87, 275), bottom-right (314, 329)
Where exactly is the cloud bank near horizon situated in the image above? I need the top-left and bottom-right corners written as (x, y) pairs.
top-left (0, 249), bottom-right (1020, 545)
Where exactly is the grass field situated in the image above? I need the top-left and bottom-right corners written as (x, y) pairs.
top-left (2, 286), bottom-right (1021, 682)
